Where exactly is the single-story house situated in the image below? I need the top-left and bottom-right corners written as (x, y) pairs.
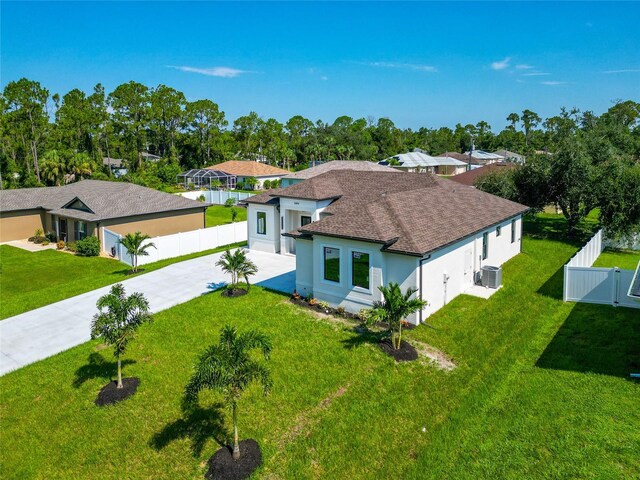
top-left (243, 170), bottom-right (528, 323)
top-left (448, 162), bottom-right (516, 187)
top-left (280, 160), bottom-right (396, 187)
top-left (463, 150), bottom-right (505, 165)
top-left (492, 149), bottom-right (525, 163)
top-left (0, 180), bottom-right (209, 249)
top-left (102, 157), bottom-right (128, 178)
top-left (206, 160), bottom-right (289, 189)
top-left (380, 150), bottom-right (467, 175)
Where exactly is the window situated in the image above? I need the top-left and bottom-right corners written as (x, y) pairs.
top-left (75, 221), bottom-right (87, 241)
top-left (511, 219), bottom-right (516, 243)
top-left (280, 216), bottom-right (284, 230)
top-left (351, 251), bottom-right (370, 289)
top-left (257, 211), bottom-right (266, 235)
top-left (496, 225), bottom-right (501, 236)
top-left (482, 232), bottom-right (489, 260)
top-left (301, 215), bottom-right (312, 227)
top-left (323, 247), bottom-right (340, 283)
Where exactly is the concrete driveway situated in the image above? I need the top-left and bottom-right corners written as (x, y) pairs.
top-left (0, 249), bottom-right (295, 376)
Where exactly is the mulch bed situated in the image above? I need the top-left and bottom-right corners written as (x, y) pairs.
top-left (379, 339), bottom-right (419, 362)
top-left (290, 297), bottom-right (359, 320)
top-left (222, 288), bottom-right (248, 298)
top-left (95, 377), bottom-right (140, 406)
top-left (205, 439), bottom-right (262, 480)
top-left (123, 268), bottom-right (145, 276)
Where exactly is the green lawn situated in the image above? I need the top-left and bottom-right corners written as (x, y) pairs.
top-left (593, 248), bottom-right (640, 271)
top-left (205, 205), bottom-right (247, 228)
top-left (1, 215), bottom-right (638, 479)
top-left (0, 242), bottom-right (246, 320)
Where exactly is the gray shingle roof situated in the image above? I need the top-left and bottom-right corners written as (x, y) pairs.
top-left (248, 171), bottom-right (528, 256)
top-left (282, 160), bottom-right (396, 180)
top-left (0, 180), bottom-right (207, 221)
top-left (381, 151), bottom-right (467, 168)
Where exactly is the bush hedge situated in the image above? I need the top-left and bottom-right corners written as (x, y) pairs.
top-left (75, 236), bottom-right (100, 256)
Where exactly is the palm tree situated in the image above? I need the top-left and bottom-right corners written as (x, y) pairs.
top-left (371, 283), bottom-right (427, 350)
top-left (40, 150), bottom-right (66, 186)
top-left (215, 249), bottom-right (258, 291)
top-left (119, 232), bottom-right (156, 272)
top-left (184, 325), bottom-right (272, 460)
top-left (90, 284), bottom-right (152, 388)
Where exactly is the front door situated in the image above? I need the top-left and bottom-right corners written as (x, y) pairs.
top-left (59, 218), bottom-right (67, 242)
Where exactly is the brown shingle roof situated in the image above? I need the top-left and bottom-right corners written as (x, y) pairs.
top-left (283, 160), bottom-right (396, 180)
top-left (0, 180), bottom-right (207, 221)
top-left (448, 162), bottom-right (515, 187)
top-left (247, 170), bottom-right (528, 256)
top-left (205, 160), bottom-right (289, 177)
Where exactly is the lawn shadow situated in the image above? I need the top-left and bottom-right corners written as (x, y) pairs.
top-left (536, 263), bottom-right (566, 300)
top-left (340, 325), bottom-right (385, 351)
top-left (73, 352), bottom-right (136, 388)
top-left (150, 403), bottom-right (228, 457)
top-left (523, 214), bottom-right (598, 246)
top-left (536, 302), bottom-right (640, 379)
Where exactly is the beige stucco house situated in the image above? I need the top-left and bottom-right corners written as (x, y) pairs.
top-left (0, 180), bottom-right (208, 248)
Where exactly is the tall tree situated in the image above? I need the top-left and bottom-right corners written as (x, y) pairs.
top-left (149, 85), bottom-right (186, 158)
top-left (184, 99), bottom-right (227, 165)
top-left (108, 81), bottom-right (150, 169)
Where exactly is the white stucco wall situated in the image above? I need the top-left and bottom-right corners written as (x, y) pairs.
top-left (418, 215), bottom-right (522, 320)
top-left (247, 203), bottom-right (280, 253)
top-left (239, 175), bottom-right (285, 189)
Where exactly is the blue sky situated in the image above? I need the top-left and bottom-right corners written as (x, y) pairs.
top-left (2, 1), bottom-right (639, 129)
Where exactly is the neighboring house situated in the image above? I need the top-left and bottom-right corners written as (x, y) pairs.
top-left (206, 160), bottom-right (289, 189)
top-left (492, 149), bottom-right (525, 163)
top-left (281, 160), bottom-right (396, 187)
top-left (177, 169), bottom-right (237, 190)
top-left (0, 180), bottom-right (209, 249)
top-left (448, 162), bottom-right (516, 187)
top-left (102, 157), bottom-right (128, 178)
top-left (380, 150), bottom-right (467, 175)
top-left (141, 152), bottom-right (162, 162)
top-left (463, 150), bottom-right (505, 165)
top-left (243, 170), bottom-right (528, 323)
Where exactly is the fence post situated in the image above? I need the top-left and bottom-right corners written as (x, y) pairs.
top-left (563, 265), bottom-right (568, 301)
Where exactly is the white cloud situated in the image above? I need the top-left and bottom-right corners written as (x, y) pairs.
top-left (522, 72), bottom-right (551, 76)
top-left (363, 62), bottom-right (437, 72)
top-left (491, 57), bottom-right (511, 70)
top-left (167, 65), bottom-right (251, 78)
top-left (603, 69), bottom-right (640, 74)
top-left (320, 75), bottom-right (328, 81)
top-left (516, 64), bottom-right (534, 70)
top-left (541, 81), bottom-right (567, 86)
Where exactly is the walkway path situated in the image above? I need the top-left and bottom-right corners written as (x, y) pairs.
top-left (0, 249), bottom-right (295, 376)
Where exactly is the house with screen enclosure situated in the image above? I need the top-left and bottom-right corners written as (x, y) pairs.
top-left (379, 150), bottom-right (468, 176)
top-left (242, 170), bottom-right (528, 323)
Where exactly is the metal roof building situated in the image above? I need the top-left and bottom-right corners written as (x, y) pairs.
top-left (177, 169), bottom-right (237, 190)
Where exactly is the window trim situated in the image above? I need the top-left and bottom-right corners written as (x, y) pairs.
top-left (256, 210), bottom-right (267, 235)
top-left (482, 231), bottom-right (489, 260)
top-left (350, 249), bottom-right (371, 292)
top-left (301, 215), bottom-right (312, 227)
top-left (75, 220), bottom-right (87, 241)
top-left (322, 245), bottom-right (341, 285)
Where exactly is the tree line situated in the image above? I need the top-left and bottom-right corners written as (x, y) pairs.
top-left (2, 77), bottom-right (637, 188)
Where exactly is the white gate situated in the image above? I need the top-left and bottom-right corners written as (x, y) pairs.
top-left (563, 229), bottom-right (640, 309)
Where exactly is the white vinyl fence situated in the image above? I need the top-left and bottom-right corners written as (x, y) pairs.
top-left (104, 221), bottom-right (247, 267)
top-left (563, 229), bottom-right (640, 309)
top-left (176, 190), bottom-right (253, 205)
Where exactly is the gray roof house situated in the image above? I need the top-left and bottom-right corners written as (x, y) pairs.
top-left (380, 150), bottom-right (468, 175)
top-left (280, 160), bottom-right (396, 187)
top-left (0, 180), bottom-right (209, 246)
top-left (492, 149), bottom-right (525, 163)
top-left (243, 170), bottom-right (528, 323)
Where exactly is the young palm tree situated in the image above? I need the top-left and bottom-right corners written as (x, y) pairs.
top-left (119, 231), bottom-right (156, 272)
top-left (184, 325), bottom-right (272, 460)
top-left (371, 282), bottom-right (427, 350)
top-left (215, 249), bottom-right (258, 291)
top-left (90, 283), bottom-right (152, 388)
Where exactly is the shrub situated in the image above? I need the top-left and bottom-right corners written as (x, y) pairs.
top-left (197, 194), bottom-right (206, 202)
top-left (317, 300), bottom-right (330, 310)
top-left (263, 179), bottom-right (272, 190)
top-left (66, 242), bottom-right (77, 253)
top-left (236, 181), bottom-right (246, 190)
top-left (336, 306), bottom-right (346, 316)
top-left (357, 308), bottom-right (376, 323)
top-left (224, 197), bottom-right (236, 207)
top-left (45, 231), bottom-right (57, 242)
top-left (230, 207), bottom-right (239, 223)
top-left (41, 240), bottom-right (50, 246)
top-left (34, 228), bottom-right (43, 238)
top-left (56, 240), bottom-right (65, 250)
top-left (76, 236), bottom-right (100, 256)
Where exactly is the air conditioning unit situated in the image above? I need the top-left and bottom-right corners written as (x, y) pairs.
top-left (481, 265), bottom-right (502, 289)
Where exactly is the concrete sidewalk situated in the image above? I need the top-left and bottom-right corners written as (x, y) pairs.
top-left (0, 249), bottom-right (295, 376)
